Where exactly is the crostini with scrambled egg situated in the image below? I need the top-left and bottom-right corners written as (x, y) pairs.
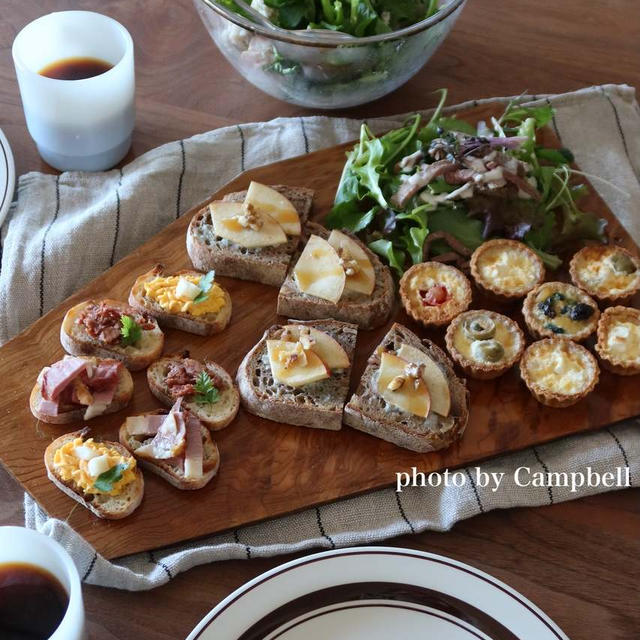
top-left (128, 264), bottom-right (232, 336)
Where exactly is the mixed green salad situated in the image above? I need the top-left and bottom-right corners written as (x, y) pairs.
top-left (327, 91), bottom-right (607, 274)
top-left (218, 0), bottom-right (440, 35)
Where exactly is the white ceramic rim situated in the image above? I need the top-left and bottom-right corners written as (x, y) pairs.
top-left (187, 546), bottom-right (570, 640)
top-left (11, 10), bottom-right (134, 85)
top-left (0, 128), bottom-right (15, 229)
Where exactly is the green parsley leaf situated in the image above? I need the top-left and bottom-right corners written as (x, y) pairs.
top-left (120, 315), bottom-right (142, 346)
top-left (193, 271), bottom-right (216, 304)
top-left (194, 371), bottom-right (220, 405)
top-left (94, 463), bottom-right (129, 492)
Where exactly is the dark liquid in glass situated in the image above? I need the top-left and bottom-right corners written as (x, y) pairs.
top-left (0, 562), bottom-right (69, 639)
top-left (39, 56), bottom-right (113, 80)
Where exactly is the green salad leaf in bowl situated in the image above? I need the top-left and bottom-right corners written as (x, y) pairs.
top-left (327, 90), bottom-right (607, 274)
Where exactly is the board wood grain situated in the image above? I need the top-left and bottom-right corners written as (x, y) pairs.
top-left (0, 103), bottom-right (638, 559)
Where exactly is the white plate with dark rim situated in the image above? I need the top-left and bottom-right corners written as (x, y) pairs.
top-left (187, 547), bottom-right (570, 640)
top-left (0, 128), bottom-right (16, 228)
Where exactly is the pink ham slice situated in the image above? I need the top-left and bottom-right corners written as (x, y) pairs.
top-left (88, 361), bottom-right (122, 390)
top-left (184, 412), bottom-right (204, 480)
top-left (38, 398), bottom-right (60, 416)
top-left (42, 357), bottom-right (88, 400)
top-left (134, 403), bottom-right (186, 460)
top-left (125, 414), bottom-right (168, 436)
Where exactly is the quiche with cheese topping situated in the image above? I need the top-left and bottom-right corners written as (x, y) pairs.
top-left (522, 282), bottom-right (599, 341)
top-left (445, 310), bottom-right (525, 379)
top-left (595, 306), bottom-right (640, 375)
top-left (569, 245), bottom-right (640, 304)
top-left (520, 338), bottom-right (599, 407)
top-left (399, 262), bottom-right (472, 327)
top-left (470, 239), bottom-right (545, 300)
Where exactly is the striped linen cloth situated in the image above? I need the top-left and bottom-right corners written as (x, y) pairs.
top-left (3, 84), bottom-right (639, 589)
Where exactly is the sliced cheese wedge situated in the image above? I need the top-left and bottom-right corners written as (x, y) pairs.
top-left (293, 235), bottom-right (346, 303)
top-left (377, 351), bottom-right (431, 418)
top-left (244, 182), bottom-right (301, 236)
top-left (267, 339), bottom-right (330, 388)
top-left (328, 230), bottom-right (375, 296)
top-left (210, 201), bottom-right (287, 249)
top-left (282, 324), bottom-right (350, 370)
top-left (396, 343), bottom-right (451, 417)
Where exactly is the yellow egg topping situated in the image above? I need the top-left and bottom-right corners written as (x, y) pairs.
top-left (144, 274), bottom-right (226, 316)
top-left (532, 284), bottom-right (596, 335)
top-left (525, 341), bottom-right (593, 395)
top-left (453, 317), bottom-right (518, 362)
top-left (476, 245), bottom-right (539, 292)
top-left (606, 319), bottom-right (640, 365)
top-left (53, 437), bottom-right (136, 496)
top-left (576, 252), bottom-right (640, 296)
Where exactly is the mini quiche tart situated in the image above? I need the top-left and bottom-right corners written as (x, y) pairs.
top-left (595, 306), bottom-right (640, 375)
top-left (520, 338), bottom-right (599, 407)
top-left (470, 239), bottom-right (545, 300)
top-left (569, 245), bottom-right (640, 304)
top-left (445, 310), bottom-right (525, 379)
top-left (522, 282), bottom-right (599, 341)
top-left (399, 262), bottom-right (472, 327)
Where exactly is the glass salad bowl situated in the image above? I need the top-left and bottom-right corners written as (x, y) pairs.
top-left (193, 0), bottom-right (467, 109)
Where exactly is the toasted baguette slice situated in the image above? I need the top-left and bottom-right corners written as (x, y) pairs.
top-left (60, 299), bottom-right (164, 371)
top-left (344, 323), bottom-right (469, 452)
top-left (119, 410), bottom-right (220, 490)
top-left (30, 357), bottom-right (134, 425)
top-left (44, 430), bottom-right (144, 519)
top-left (277, 222), bottom-right (395, 330)
top-left (236, 319), bottom-right (357, 431)
top-left (186, 185), bottom-right (314, 287)
top-left (128, 264), bottom-right (232, 336)
top-left (147, 355), bottom-right (239, 431)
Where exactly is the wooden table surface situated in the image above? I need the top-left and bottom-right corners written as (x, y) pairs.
top-left (1, 0), bottom-right (639, 638)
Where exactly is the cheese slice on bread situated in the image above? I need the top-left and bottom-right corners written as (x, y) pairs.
top-left (186, 184), bottom-right (314, 287)
top-left (236, 319), bottom-right (357, 431)
top-left (344, 323), bottom-right (469, 452)
top-left (277, 223), bottom-right (394, 330)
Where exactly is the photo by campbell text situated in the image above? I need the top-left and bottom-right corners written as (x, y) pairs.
top-left (395, 466), bottom-right (631, 493)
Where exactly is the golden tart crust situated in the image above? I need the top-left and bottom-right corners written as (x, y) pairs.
top-left (569, 245), bottom-right (640, 304)
top-left (595, 306), bottom-right (640, 375)
top-left (445, 310), bottom-right (525, 380)
top-left (522, 281), bottom-right (599, 341)
top-left (399, 262), bottom-right (472, 327)
top-left (470, 239), bottom-right (545, 300)
top-left (520, 338), bottom-right (599, 408)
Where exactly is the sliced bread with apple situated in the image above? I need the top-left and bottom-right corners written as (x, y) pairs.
top-left (128, 264), bottom-right (232, 336)
top-left (186, 183), bottom-right (314, 287)
top-left (344, 323), bottom-right (469, 452)
top-left (277, 222), bottom-right (395, 330)
top-left (236, 319), bottom-right (357, 430)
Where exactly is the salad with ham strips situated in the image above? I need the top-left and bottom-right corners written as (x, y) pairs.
top-left (30, 356), bottom-right (134, 424)
top-left (119, 399), bottom-right (221, 490)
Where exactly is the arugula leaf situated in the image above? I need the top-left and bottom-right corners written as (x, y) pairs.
top-left (194, 371), bottom-right (220, 405)
top-left (368, 239), bottom-right (405, 276)
top-left (436, 117), bottom-right (476, 136)
top-left (405, 225), bottom-right (429, 265)
top-left (120, 315), bottom-right (142, 347)
top-left (94, 463), bottom-right (129, 493)
top-left (535, 146), bottom-right (574, 165)
top-left (501, 103), bottom-right (554, 128)
top-left (194, 271), bottom-right (216, 303)
top-left (427, 208), bottom-right (484, 251)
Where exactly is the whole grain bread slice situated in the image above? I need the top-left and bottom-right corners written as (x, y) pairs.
top-left (186, 185), bottom-right (314, 287)
top-left (344, 323), bottom-right (469, 452)
top-left (44, 430), bottom-right (144, 519)
top-left (147, 354), bottom-right (240, 431)
top-left (236, 318), bottom-right (357, 431)
top-left (277, 222), bottom-right (395, 330)
top-left (30, 357), bottom-right (134, 424)
top-left (128, 264), bottom-right (232, 336)
top-left (119, 409), bottom-right (220, 490)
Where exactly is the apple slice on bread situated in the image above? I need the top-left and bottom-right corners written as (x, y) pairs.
top-left (344, 323), bottom-right (469, 452)
top-left (277, 222), bottom-right (394, 330)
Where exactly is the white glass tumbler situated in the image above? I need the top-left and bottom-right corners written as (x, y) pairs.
top-left (12, 11), bottom-right (135, 171)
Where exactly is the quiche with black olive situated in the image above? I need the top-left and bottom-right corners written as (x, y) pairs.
top-left (595, 306), bottom-right (640, 375)
top-left (445, 310), bottom-right (525, 379)
top-left (522, 282), bottom-right (599, 341)
top-left (520, 338), bottom-right (600, 407)
top-left (399, 262), bottom-right (472, 327)
top-left (470, 239), bottom-right (545, 301)
top-left (569, 245), bottom-right (640, 304)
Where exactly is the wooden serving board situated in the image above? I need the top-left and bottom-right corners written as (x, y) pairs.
top-left (0, 103), bottom-right (638, 560)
